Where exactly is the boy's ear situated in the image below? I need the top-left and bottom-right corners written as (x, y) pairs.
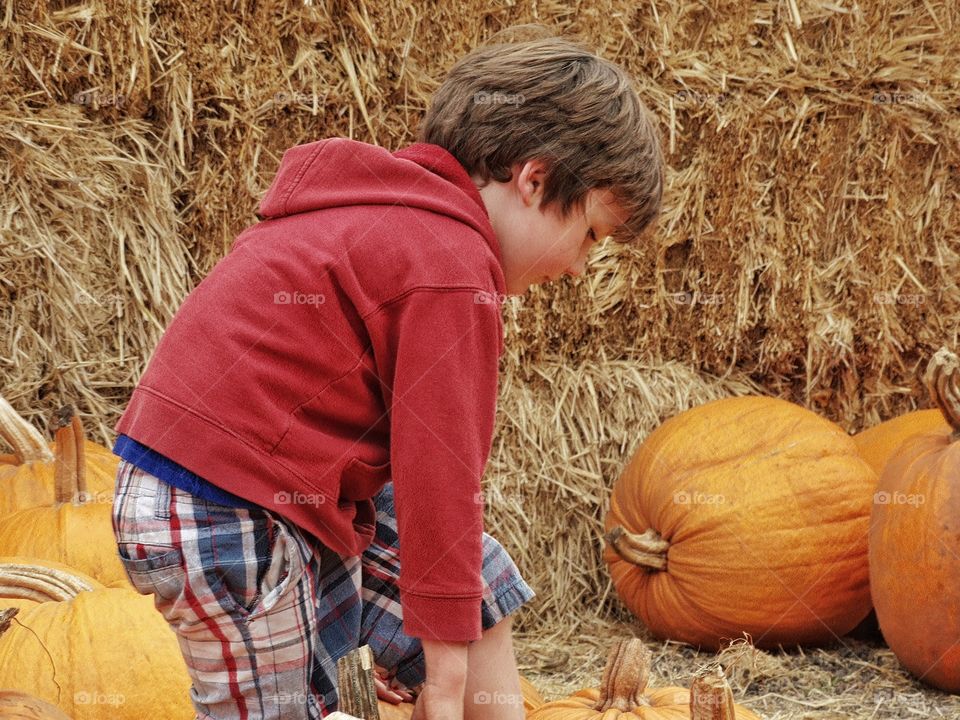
top-left (516, 159), bottom-right (548, 207)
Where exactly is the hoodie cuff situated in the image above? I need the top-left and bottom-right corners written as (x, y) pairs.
top-left (399, 591), bottom-right (483, 642)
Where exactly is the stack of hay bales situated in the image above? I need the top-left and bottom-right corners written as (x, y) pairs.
top-left (2, 0), bottom-right (958, 654)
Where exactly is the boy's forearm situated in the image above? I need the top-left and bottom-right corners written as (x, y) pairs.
top-left (421, 637), bottom-right (469, 687)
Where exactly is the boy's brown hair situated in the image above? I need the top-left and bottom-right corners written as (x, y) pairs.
top-left (419, 25), bottom-right (664, 244)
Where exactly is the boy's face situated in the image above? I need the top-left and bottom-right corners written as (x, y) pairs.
top-left (474, 159), bottom-right (629, 295)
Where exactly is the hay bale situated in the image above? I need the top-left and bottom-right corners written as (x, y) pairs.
top-left (0, 97), bottom-right (187, 442)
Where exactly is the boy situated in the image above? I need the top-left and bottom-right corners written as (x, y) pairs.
top-left (110, 29), bottom-right (663, 720)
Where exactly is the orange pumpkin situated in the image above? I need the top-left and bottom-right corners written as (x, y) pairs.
top-left (854, 408), bottom-right (949, 477)
top-left (0, 409), bottom-right (130, 589)
top-left (527, 639), bottom-right (760, 719)
top-left (870, 348), bottom-right (960, 692)
top-left (0, 400), bottom-right (116, 520)
top-left (604, 396), bottom-right (876, 649)
top-left (0, 691), bottom-right (72, 719)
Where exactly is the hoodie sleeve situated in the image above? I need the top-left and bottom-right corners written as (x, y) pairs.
top-left (365, 287), bottom-right (503, 642)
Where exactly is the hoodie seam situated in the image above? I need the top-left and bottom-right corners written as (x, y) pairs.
top-left (277, 140), bottom-right (333, 217)
top-left (361, 285), bottom-right (498, 320)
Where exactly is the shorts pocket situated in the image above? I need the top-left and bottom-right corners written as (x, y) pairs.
top-left (253, 516), bottom-right (309, 620)
top-left (117, 543), bottom-right (185, 602)
top-left (222, 513), bottom-right (308, 622)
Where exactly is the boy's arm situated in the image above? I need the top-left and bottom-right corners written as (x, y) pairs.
top-left (366, 287), bottom-right (502, 643)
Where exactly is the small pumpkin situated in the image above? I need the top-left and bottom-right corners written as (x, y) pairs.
top-left (604, 396), bottom-right (876, 649)
top-left (0, 691), bottom-right (72, 719)
top-left (527, 639), bottom-right (760, 719)
top-left (854, 408), bottom-right (949, 478)
top-left (0, 408), bottom-right (130, 589)
top-left (0, 563), bottom-right (193, 720)
top-left (869, 348), bottom-right (960, 692)
top-left (0, 400), bottom-right (116, 520)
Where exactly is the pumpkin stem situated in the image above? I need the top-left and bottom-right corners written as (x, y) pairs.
top-left (0, 395), bottom-right (53, 464)
top-left (593, 638), bottom-right (651, 711)
top-left (0, 562), bottom-right (96, 602)
top-left (924, 348), bottom-right (960, 441)
top-left (0, 607), bottom-right (17, 640)
top-left (605, 526), bottom-right (669, 571)
top-left (52, 406), bottom-right (87, 504)
top-left (690, 666), bottom-right (738, 720)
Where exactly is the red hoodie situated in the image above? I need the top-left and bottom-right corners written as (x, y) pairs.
top-left (115, 138), bottom-right (507, 641)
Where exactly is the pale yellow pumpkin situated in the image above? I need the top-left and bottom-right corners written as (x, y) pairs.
top-left (0, 563), bottom-right (193, 720)
top-left (0, 409), bottom-right (130, 589)
top-left (0, 399), bottom-right (117, 520)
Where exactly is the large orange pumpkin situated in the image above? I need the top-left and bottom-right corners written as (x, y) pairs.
top-left (0, 400), bottom-right (116, 520)
top-left (0, 563), bottom-right (193, 720)
top-left (0, 409), bottom-right (130, 589)
top-left (527, 639), bottom-right (760, 719)
top-left (604, 396), bottom-right (876, 649)
top-left (870, 348), bottom-right (960, 692)
top-left (854, 408), bottom-right (949, 478)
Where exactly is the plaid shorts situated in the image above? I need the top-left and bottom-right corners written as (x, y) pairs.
top-left (111, 459), bottom-right (534, 719)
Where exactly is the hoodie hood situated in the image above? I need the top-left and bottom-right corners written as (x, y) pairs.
top-left (257, 138), bottom-right (503, 269)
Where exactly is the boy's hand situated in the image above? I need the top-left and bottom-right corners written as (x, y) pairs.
top-left (410, 638), bottom-right (469, 720)
top-left (374, 664), bottom-right (414, 704)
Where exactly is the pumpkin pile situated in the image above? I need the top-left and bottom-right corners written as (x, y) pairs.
top-left (0, 407), bottom-right (129, 589)
top-left (528, 638), bottom-right (760, 719)
top-left (602, 346), bottom-right (960, 695)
